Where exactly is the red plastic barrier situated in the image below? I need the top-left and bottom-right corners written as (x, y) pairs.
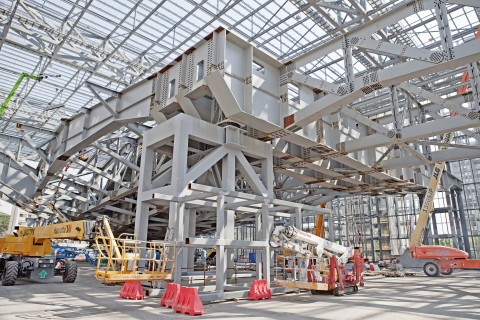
top-left (160, 283), bottom-right (181, 308)
top-left (119, 281), bottom-right (144, 300)
top-left (172, 286), bottom-right (204, 316)
top-left (248, 279), bottom-right (272, 301)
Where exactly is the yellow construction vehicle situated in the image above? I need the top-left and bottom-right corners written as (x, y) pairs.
top-left (1, 215), bottom-right (177, 286)
top-left (205, 248), bottom-right (216, 265)
top-left (0, 220), bottom-right (96, 286)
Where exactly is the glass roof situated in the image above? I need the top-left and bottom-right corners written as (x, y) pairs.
top-left (0, 0), bottom-right (478, 161)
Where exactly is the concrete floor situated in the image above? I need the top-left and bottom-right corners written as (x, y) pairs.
top-left (1, 263), bottom-right (479, 320)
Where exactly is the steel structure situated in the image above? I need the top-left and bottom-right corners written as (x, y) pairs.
top-left (0, 0), bottom-right (479, 298)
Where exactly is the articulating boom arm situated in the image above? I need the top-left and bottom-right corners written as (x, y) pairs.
top-left (16, 220), bottom-right (97, 242)
top-left (270, 225), bottom-right (354, 264)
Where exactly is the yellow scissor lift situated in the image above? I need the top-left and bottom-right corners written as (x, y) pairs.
top-left (94, 216), bottom-right (176, 283)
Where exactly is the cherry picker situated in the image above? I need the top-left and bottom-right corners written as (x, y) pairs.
top-left (409, 131), bottom-right (480, 276)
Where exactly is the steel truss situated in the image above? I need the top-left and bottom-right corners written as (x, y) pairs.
top-left (0, 1), bottom-right (478, 292)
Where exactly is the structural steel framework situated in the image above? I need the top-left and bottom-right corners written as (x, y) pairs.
top-left (0, 0), bottom-right (479, 296)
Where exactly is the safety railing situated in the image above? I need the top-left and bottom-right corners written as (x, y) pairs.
top-left (94, 232), bottom-right (176, 283)
top-left (274, 255), bottom-right (332, 291)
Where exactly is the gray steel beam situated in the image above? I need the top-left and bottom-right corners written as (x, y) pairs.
top-left (287, 39), bottom-right (480, 129)
top-left (380, 147), bottom-right (480, 169)
top-left (340, 116), bottom-right (480, 153)
top-left (35, 77), bottom-right (153, 196)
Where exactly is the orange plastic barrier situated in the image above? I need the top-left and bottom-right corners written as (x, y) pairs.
top-left (119, 281), bottom-right (144, 300)
top-left (160, 283), bottom-right (181, 308)
top-left (247, 279), bottom-right (272, 300)
top-left (172, 286), bottom-right (204, 316)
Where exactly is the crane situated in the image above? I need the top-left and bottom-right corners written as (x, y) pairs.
top-left (409, 131), bottom-right (480, 276)
top-left (270, 225), bottom-right (364, 296)
top-left (0, 72), bottom-right (61, 117)
top-left (0, 220), bottom-right (96, 286)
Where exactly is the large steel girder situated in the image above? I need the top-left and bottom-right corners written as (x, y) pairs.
top-left (35, 77), bottom-right (153, 196)
top-left (285, 38), bottom-right (480, 130)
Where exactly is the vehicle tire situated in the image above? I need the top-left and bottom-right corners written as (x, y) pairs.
top-left (62, 261), bottom-right (77, 283)
top-left (333, 287), bottom-right (340, 296)
top-left (353, 285), bottom-right (358, 293)
top-left (440, 269), bottom-right (454, 276)
top-left (311, 290), bottom-right (320, 295)
top-left (2, 261), bottom-right (19, 286)
top-left (423, 262), bottom-right (440, 277)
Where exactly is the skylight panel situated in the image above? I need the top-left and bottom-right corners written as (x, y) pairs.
top-left (90, 0), bottom-right (131, 25)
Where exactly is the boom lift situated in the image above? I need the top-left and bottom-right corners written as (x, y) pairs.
top-left (271, 225), bottom-right (364, 296)
top-left (0, 216), bottom-right (177, 286)
top-left (0, 72), bottom-right (60, 117)
top-left (409, 131), bottom-right (480, 276)
top-left (94, 216), bottom-right (176, 283)
top-left (0, 220), bottom-right (96, 286)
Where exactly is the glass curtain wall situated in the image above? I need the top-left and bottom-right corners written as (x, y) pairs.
top-left (233, 156), bottom-right (480, 261)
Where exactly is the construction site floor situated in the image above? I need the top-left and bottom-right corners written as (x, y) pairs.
top-left (0, 263), bottom-right (479, 320)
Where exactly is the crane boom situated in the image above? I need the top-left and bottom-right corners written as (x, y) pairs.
top-left (0, 73), bottom-right (41, 117)
top-left (409, 132), bottom-right (453, 248)
top-left (17, 220), bottom-right (96, 242)
top-left (271, 225), bottom-right (354, 264)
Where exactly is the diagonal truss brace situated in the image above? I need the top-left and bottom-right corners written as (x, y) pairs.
top-left (0, 141), bottom-right (38, 180)
top-left (399, 81), bottom-right (478, 119)
top-left (290, 72), bottom-right (347, 96)
top-left (316, 2), bottom-right (358, 14)
top-left (285, 39), bottom-right (480, 130)
top-left (340, 107), bottom-right (431, 162)
top-left (340, 106), bottom-right (391, 135)
top-left (86, 82), bottom-right (120, 117)
top-left (15, 124), bottom-right (49, 163)
top-left (351, 37), bottom-right (445, 63)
